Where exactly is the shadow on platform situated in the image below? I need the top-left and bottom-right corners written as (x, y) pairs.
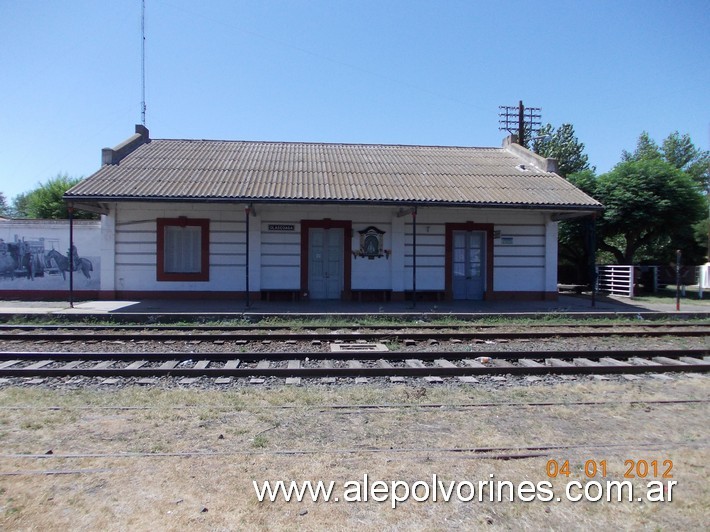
top-left (95, 294), bottom-right (698, 317)
top-left (1, 294), bottom-right (707, 318)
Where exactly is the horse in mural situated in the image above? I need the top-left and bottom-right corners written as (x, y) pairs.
top-left (46, 247), bottom-right (93, 280)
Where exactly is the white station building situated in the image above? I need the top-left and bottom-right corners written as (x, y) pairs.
top-left (56, 125), bottom-right (601, 303)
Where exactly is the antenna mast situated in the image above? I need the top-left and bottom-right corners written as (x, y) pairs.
top-left (141, 0), bottom-right (146, 125)
top-left (498, 100), bottom-right (541, 147)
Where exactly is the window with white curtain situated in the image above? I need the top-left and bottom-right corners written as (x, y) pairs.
top-left (164, 225), bottom-right (201, 273)
top-left (157, 218), bottom-right (209, 281)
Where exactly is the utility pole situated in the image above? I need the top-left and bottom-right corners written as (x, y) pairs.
top-left (498, 100), bottom-right (541, 147)
top-left (141, 0), bottom-right (147, 126)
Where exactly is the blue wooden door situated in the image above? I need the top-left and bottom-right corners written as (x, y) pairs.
top-left (452, 231), bottom-right (485, 300)
top-left (308, 228), bottom-right (343, 299)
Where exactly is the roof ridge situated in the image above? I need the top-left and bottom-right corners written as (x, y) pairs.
top-left (149, 138), bottom-right (503, 150)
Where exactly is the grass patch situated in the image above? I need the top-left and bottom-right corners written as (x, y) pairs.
top-left (251, 434), bottom-right (268, 448)
top-left (3, 313), bottom-right (708, 328)
top-left (631, 286), bottom-right (710, 305)
top-left (0, 378), bottom-right (707, 530)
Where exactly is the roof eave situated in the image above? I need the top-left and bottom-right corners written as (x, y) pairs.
top-left (64, 194), bottom-right (602, 214)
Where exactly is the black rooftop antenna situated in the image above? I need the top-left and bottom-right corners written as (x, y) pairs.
top-left (141, 0), bottom-right (147, 126)
top-left (498, 100), bottom-right (541, 147)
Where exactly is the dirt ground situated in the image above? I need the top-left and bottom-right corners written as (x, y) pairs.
top-left (0, 375), bottom-right (708, 531)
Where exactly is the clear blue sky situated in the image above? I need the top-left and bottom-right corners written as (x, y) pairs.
top-left (1, 0), bottom-right (708, 203)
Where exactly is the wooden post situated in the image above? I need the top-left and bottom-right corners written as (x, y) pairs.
top-left (245, 206), bottom-right (250, 308)
top-left (68, 205), bottom-right (74, 308)
top-left (589, 214), bottom-right (596, 307)
top-left (412, 207), bottom-right (417, 308)
top-left (675, 249), bottom-right (681, 311)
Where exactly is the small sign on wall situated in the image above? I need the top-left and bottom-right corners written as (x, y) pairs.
top-left (267, 224), bottom-right (295, 231)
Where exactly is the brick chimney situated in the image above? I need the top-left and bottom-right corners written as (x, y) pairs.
top-left (102, 124), bottom-right (150, 165)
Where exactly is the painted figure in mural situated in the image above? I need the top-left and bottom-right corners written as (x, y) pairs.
top-left (0, 240), bottom-right (34, 279)
top-left (45, 246), bottom-right (93, 280)
top-left (0, 239), bottom-right (14, 278)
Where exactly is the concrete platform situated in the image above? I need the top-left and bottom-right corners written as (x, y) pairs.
top-left (0, 294), bottom-right (708, 319)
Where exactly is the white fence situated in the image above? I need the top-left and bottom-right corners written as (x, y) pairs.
top-left (597, 264), bottom-right (709, 298)
top-left (596, 265), bottom-right (636, 297)
top-left (700, 264), bottom-right (710, 298)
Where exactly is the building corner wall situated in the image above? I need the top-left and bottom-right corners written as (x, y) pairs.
top-left (544, 215), bottom-right (559, 294)
top-left (99, 207), bottom-right (116, 298)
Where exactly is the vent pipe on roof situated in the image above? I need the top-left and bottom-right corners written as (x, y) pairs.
top-left (102, 124), bottom-right (150, 165)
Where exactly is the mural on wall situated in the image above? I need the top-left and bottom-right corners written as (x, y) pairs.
top-left (0, 235), bottom-right (100, 290)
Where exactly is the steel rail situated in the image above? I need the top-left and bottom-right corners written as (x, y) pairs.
top-left (0, 349), bottom-right (707, 378)
top-left (1, 363), bottom-right (707, 378)
top-left (1, 321), bottom-right (709, 332)
top-left (2, 328), bottom-right (710, 342)
top-left (0, 320), bottom-right (710, 331)
top-left (0, 348), bottom-right (707, 362)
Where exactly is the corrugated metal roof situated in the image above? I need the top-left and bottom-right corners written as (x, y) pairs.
top-left (66, 138), bottom-right (602, 210)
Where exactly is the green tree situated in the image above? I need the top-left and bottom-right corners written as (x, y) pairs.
top-left (0, 192), bottom-right (8, 217)
top-left (532, 123), bottom-right (593, 177)
top-left (10, 192), bottom-right (29, 218)
top-left (621, 131), bottom-right (662, 163)
top-left (621, 131), bottom-right (709, 190)
top-left (661, 131), bottom-right (709, 190)
top-left (594, 159), bottom-right (707, 265)
top-left (530, 123), bottom-right (596, 283)
top-left (556, 169), bottom-right (598, 284)
top-left (11, 174), bottom-right (96, 219)
top-left (617, 131), bottom-right (710, 263)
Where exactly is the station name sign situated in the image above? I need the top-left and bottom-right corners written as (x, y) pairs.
top-left (267, 224), bottom-right (295, 231)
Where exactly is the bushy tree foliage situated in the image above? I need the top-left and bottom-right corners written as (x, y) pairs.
top-left (556, 170), bottom-right (597, 283)
top-left (621, 131), bottom-right (662, 163)
top-left (551, 129), bottom-right (708, 283)
top-left (622, 131), bottom-right (709, 190)
top-left (0, 192), bottom-right (8, 217)
top-left (532, 123), bottom-right (593, 177)
top-left (530, 123), bottom-right (595, 283)
top-left (11, 174), bottom-right (96, 219)
top-left (594, 158), bottom-right (707, 264)
top-left (661, 132), bottom-right (709, 191)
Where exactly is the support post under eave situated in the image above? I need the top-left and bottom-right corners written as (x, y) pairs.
top-left (68, 205), bottom-right (74, 308)
top-left (588, 213), bottom-right (597, 308)
top-left (411, 207), bottom-right (417, 308)
top-left (245, 206), bottom-right (251, 308)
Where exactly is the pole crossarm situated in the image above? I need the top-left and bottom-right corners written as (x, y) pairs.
top-left (498, 100), bottom-right (542, 146)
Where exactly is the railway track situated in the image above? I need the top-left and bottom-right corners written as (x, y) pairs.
top-left (3, 321), bottom-right (709, 331)
top-left (1, 322), bottom-right (709, 343)
top-left (1, 320), bottom-right (707, 382)
top-left (1, 348), bottom-right (707, 380)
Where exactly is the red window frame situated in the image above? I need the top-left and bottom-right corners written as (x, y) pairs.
top-left (156, 217), bottom-right (210, 282)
